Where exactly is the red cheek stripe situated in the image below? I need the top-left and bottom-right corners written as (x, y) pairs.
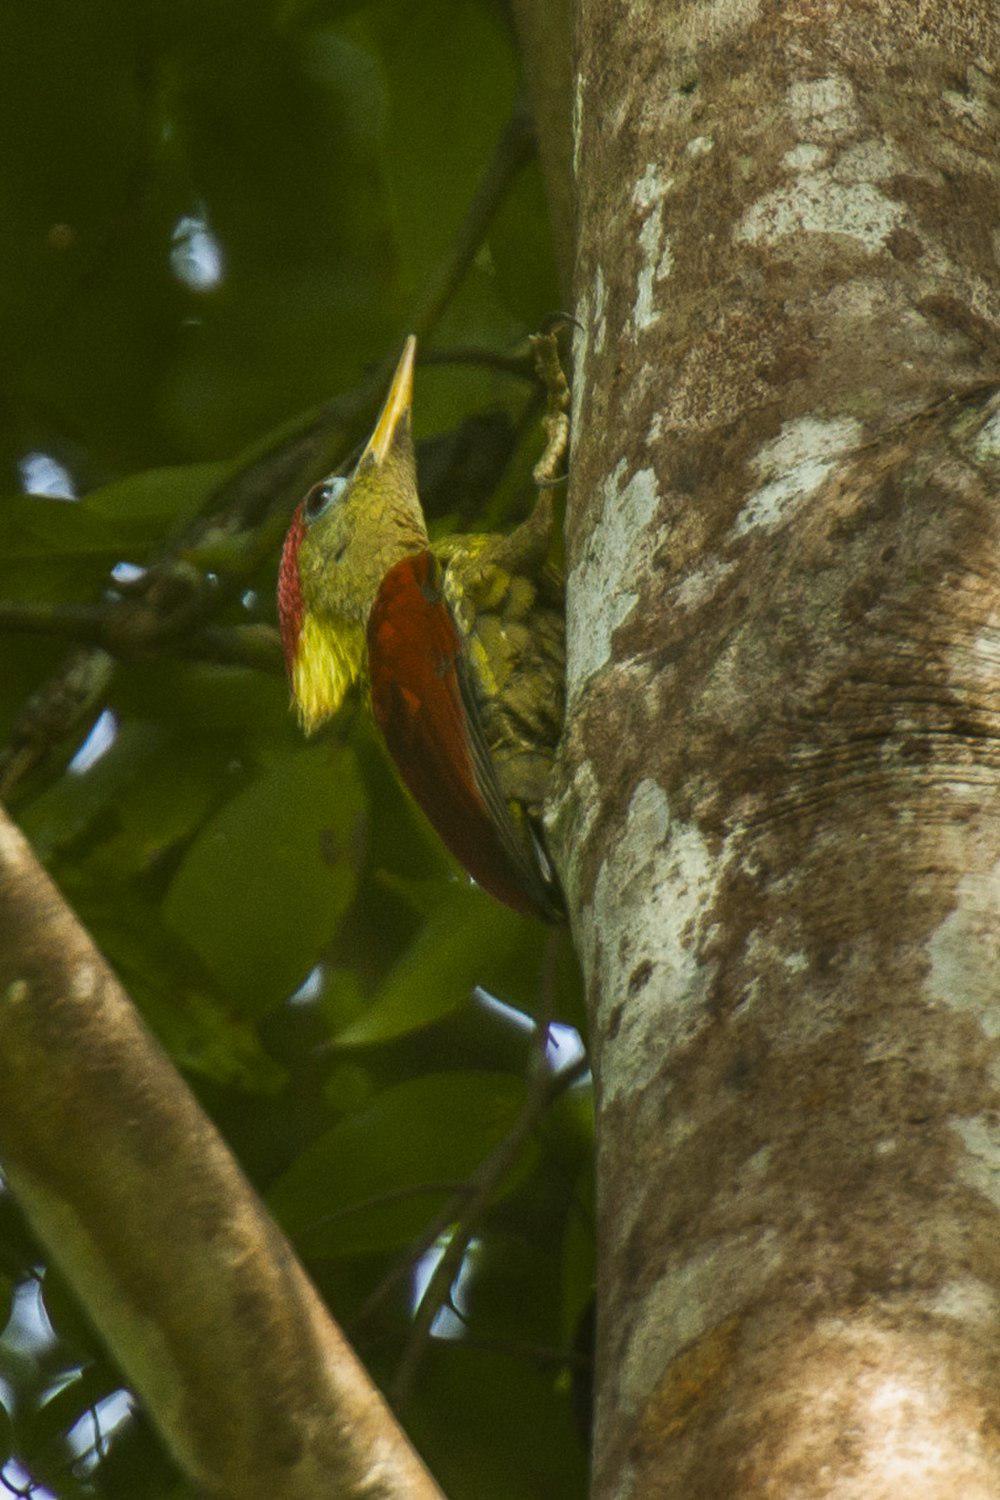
top-left (277, 501), bottom-right (307, 671)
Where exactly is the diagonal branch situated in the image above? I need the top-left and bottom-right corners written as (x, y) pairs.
top-left (0, 806), bottom-right (444, 1500)
top-left (387, 1050), bottom-right (589, 1411)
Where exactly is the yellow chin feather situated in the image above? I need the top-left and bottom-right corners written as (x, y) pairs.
top-left (291, 612), bottom-right (365, 734)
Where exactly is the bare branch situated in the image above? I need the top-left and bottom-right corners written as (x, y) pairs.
top-left (0, 808), bottom-right (444, 1500)
top-left (407, 101), bottom-right (535, 342)
top-left (389, 1049), bottom-right (589, 1410)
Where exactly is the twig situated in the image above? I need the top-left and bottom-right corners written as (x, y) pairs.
top-left (0, 648), bottom-right (115, 801)
top-left (305, 1181), bottom-right (473, 1238)
top-left (0, 601), bottom-right (109, 644)
top-left (0, 597), bottom-right (285, 677)
top-left (353, 1054), bottom-right (590, 1337)
top-left (353, 916), bottom-right (585, 1342)
top-left (387, 1051), bottom-right (589, 1411)
top-left (430, 1330), bottom-right (592, 1371)
top-left (169, 624), bottom-right (284, 673)
top-left (408, 100), bottom-right (535, 342)
top-left (418, 344), bottom-right (537, 381)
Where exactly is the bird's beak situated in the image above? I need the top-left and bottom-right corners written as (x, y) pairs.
top-left (360, 335), bottom-right (416, 466)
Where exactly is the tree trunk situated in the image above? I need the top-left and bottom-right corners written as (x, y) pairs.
top-left (549, 1), bottom-right (1000, 1494)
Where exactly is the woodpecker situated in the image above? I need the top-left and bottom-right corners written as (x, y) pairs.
top-left (278, 337), bottom-right (564, 921)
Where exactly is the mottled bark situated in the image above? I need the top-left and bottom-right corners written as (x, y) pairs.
top-left (549, 0), bottom-right (1000, 1495)
top-left (0, 809), bottom-right (443, 1500)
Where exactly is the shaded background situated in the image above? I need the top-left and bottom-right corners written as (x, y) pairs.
top-left (0, 1), bottom-right (592, 1494)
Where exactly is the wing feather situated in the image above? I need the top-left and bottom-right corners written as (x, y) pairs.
top-left (367, 551), bottom-right (561, 921)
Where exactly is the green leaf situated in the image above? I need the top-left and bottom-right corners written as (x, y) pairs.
top-left (409, 1342), bottom-right (588, 1500)
top-left (332, 884), bottom-right (534, 1046)
top-left (365, 0), bottom-right (517, 301)
top-left (269, 1070), bottom-right (528, 1256)
top-left (0, 495), bottom-right (121, 557)
top-left (83, 462), bottom-right (229, 533)
top-left (163, 743), bottom-right (364, 1014)
top-left (111, 660), bottom-right (293, 739)
top-left (561, 1165), bottom-right (596, 1343)
top-left (19, 720), bottom-right (167, 862)
top-left (40, 1267), bottom-right (104, 1363)
top-left (0, 500), bottom-right (131, 611)
top-left (85, 745), bottom-right (224, 878)
top-left (317, 966), bottom-right (368, 1034)
top-left (140, 980), bottom-right (288, 1095)
top-left (322, 1059), bottom-right (374, 1116)
top-left (0, 1192), bottom-right (42, 1286)
top-left (58, 883), bottom-right (287, 1094)
top-left (0, 1272), bottom-right (12, 1341)
top-left (488, 158), bottom-right (560, 329)
top-left (0, 465), bottom-right (226, 572)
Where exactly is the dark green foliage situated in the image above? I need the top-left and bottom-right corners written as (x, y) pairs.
top-left (0, 1), bottom-right (591, 1495)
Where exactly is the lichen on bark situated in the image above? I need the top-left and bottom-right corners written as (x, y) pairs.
top-left (556, 0), bottom-right (1000, 1493)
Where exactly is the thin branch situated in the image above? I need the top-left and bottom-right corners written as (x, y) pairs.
top-left (0, 601), bottom-right (109, 643)
top-left (305, 1181), bottom-right (474, 1239)
top-left (408, 101), bottom-right (535, 342)
top-left (1, 1471), bottom-right (36, 1499)
top-left (0, 648), bottom-right (115, 801)
top-left (431, 1331), bottom-right (592, 1371)
top-left (417, 345), bottom-right (537, 381)
top-left (0, 597), bottom-right (285, 677)
top-left (168, 623), bottom-right (285, 673)
top-left (386, 1051), bottom-right (589, 1411)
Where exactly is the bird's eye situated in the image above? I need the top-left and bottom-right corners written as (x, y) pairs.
top-left (304, 476), bottom-right (348, 523)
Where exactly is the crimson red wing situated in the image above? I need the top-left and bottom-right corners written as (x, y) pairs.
top-left (366, 551), bottom-right (559, 920)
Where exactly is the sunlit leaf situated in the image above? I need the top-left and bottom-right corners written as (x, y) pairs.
top-left (332, 884), bottom-right (532, 1046)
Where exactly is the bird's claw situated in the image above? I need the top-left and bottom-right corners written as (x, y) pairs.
top-left (529, 330), bottom-right (572, 487)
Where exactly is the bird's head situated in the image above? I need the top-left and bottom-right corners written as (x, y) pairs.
top-left (278, 336), bottom-right (428, 733)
